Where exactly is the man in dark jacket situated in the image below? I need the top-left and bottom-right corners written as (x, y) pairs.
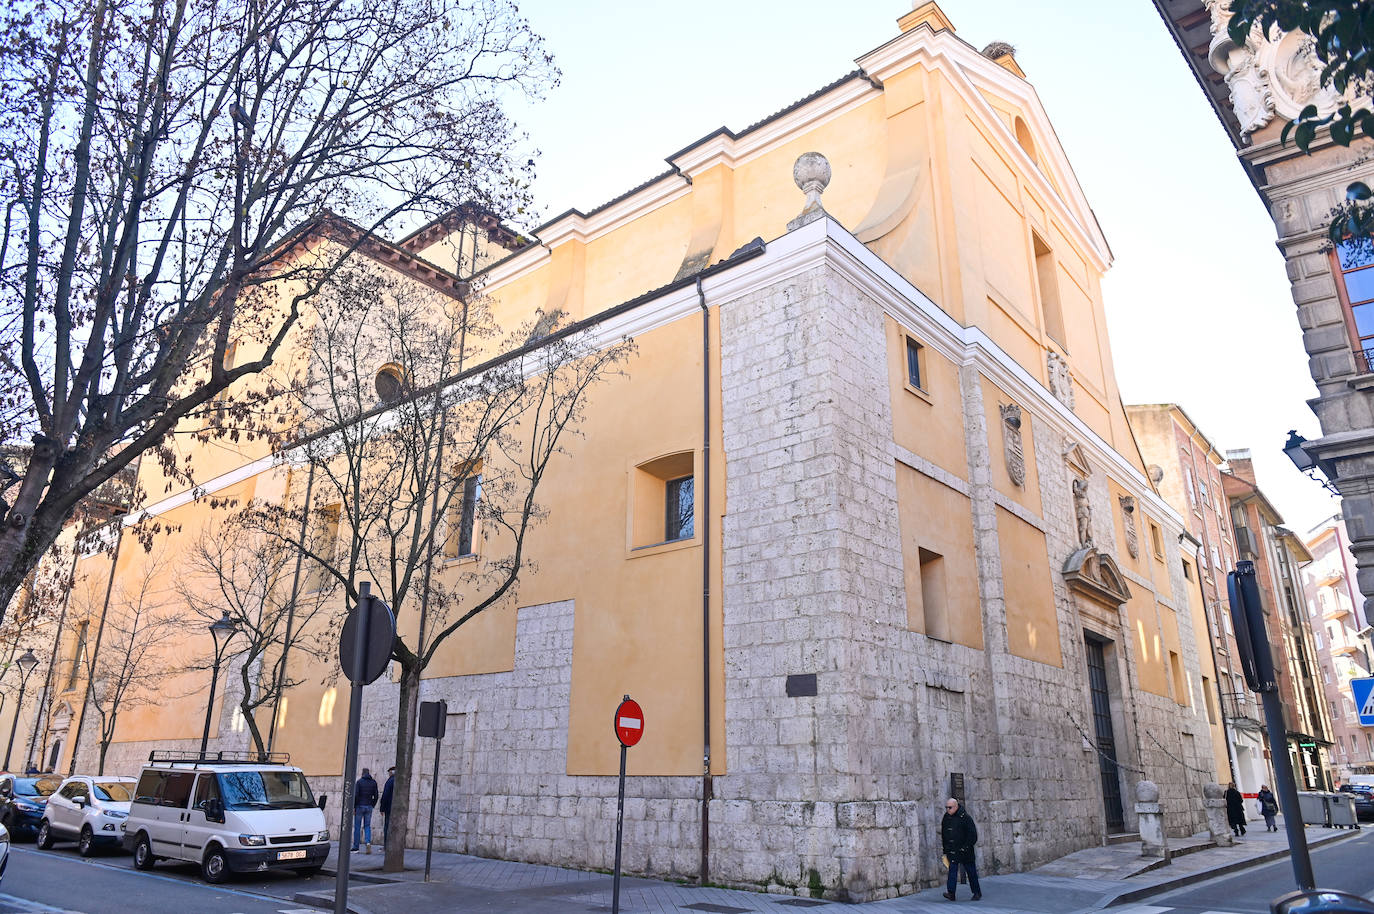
top-left (941, 798), bottom-right (981, 901)
top-left (353, 768), bottom-right (379, 853)
top-left (379, 767), bottom-right (395, 846)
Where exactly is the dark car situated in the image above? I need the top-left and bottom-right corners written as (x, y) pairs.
top-left (1339, 784), bottom-right (1374, 820)
top-left (0, 775), bottom-right (61, 839)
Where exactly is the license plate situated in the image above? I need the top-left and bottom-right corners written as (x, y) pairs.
top-left (277, 849), bottom-right (307, 861)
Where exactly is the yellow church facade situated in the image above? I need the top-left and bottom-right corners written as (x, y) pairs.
top-left (27, 3), bottom-right (1224, 901)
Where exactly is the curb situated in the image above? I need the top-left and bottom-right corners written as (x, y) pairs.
top-left (319, 866), bottom-right (402, 885)
top-left (1106, 828), bottom-right (1363, 906)
top-left (292, 888), bottom-right (381, 914)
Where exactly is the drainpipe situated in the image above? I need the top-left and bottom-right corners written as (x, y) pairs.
top-left (695, 274), bottom-right (713, 885)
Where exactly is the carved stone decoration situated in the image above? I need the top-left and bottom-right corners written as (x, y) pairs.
top-left (1062, 545), bottom-right (1133, 610)
top-left (1047, 352), bottom-right (1074, 411)
top-left (787, 152), bottom-right (831, 231)
top-left (1204, 0), bottom-right (1361, 137)
top-left (1000, 402), bottom-right (1025, 487)
top-left (1119, 495), bottom-right (1139, 560)
top-left (1073, 476), bottom-right (1093, 548)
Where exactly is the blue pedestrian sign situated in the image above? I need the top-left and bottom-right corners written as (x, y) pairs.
top-left (1352, 677), bottom-right (1374, 726)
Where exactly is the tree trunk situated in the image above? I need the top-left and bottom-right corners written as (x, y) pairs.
top-left (0, 489), bottom-right (66, 620)
top-left (383, 663), bottom-right (422, 873)
top-left (240, 661), bottom-right (267, 757)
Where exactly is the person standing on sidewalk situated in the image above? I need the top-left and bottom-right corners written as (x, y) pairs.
top-left (1225, 782), bottom-right (1247, 837)
top-left (353, 768), bottom-right (379, 853)
top-left (1256, 785), bottom-right (1278, 832)
top-left (379, 766), bottom-right (395, 846)
top-left (940, 798), bottom-right (981, 902)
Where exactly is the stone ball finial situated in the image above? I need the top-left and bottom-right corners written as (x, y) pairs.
top-left (787, 152), bottom-right (831, 231)
top-left (1203, 782), bottom-right (1225, 800)
top-left (1136, 780), bottom-right (1160, 803)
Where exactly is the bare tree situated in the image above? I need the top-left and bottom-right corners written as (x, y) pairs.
top-left (253, 261), bottom-right (631, 871)
top-left (73, 551), bottom-right (183, 775)
top-left (180, 517), bottom-right (338, 757)
top-left (0, 0), bottom-right (558, 617)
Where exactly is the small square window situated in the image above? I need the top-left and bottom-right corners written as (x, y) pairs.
top-left (665, 476), bottom-right (694, 541)
top-left (905, 337), bottom-right (924, 391)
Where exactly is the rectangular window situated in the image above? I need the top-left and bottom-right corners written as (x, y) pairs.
top-left (1149, 522), bottom-right (1165, 559)
top-left (445, 475), bottom-right (480, 559)
top-left (631, 452), bottom-right (696, 549)
top-left (905, 336), bottom-right (923, 390)
top-left (1170, 651), bottom-right (1187, 706)
top-left (1033, 233), bottom-right (1067, 350)
top-left (1202, 675), bottom-right (1218, 724)
top-left (305, 504), bottom-right (340, 592)
top-left (918, 548), bottom-right (950, 642)
top-left (665, 476), bottom-right (695, 541)
top-left (1182, 559), bottom-right (1193, 581)
top-left (1335, 239), bottom-right (1374, 371)
top-left (66, 621), bottom-right (88, 691)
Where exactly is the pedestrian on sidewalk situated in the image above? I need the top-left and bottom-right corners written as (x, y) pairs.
top-left (380, 766), bottom-right (395, 846)
top-left (1225, 782), bottom-right (1247, 837)
top-left (940, 798), bottom-right (981, 902)
top-left (353, 767), bottom-right (379, 853)
top-left (1256, 785), bottom-right (1278, 832)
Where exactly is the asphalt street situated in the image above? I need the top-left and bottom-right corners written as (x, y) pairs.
top-left (1146, 827), bottom-right (1374, 914)
top-left (0, 844), bottom-right (331, 914)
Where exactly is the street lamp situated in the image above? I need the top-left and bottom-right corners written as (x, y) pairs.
top-left (1283, 430), bottom-right (1340, 495)
top-left (5, 649), bottom-right (40, 771)
top-left (199, 612), bottom-right (239, 756)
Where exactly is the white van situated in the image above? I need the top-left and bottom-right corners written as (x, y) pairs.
top-left (122, 751), bottom-right (329, 883)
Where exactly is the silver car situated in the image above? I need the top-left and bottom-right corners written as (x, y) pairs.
top-left (38, 776), bottom-right (136, 856)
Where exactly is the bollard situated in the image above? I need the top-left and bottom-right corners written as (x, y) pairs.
top-left (1204, 783), bottom-right (1235, 847)
top-left (1136, 780), bottom-right (1168, 859)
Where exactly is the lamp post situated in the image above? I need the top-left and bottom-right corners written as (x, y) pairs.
top-left (5, 649), bottom-right (40, 771)
top-left (199, 613), bottom-right (239, 756)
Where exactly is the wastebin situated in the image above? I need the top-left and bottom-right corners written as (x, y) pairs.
top-left (1328, 792), bottom-right (1358, 829)
top-left (1297, 791), bottom-right (1331, 827)
top-left (1272, 888), bottom-right (1374, 913)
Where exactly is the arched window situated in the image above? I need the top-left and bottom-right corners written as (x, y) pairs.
top-left (375, 364), bottom-right (405, 403)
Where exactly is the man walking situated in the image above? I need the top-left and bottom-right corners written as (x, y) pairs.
top-left (380, 766), bottom-right (395, 846)
top-left (941, 797), bottom-right (981, 901)
top-left (353, 767), bottom-right (379, 853)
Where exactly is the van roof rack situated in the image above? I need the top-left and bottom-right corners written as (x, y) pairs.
top-left (147, 749), bottom-right (292, 767)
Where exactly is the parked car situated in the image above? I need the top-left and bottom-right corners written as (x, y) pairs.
top-left (1339, 784), bottom-right (1374, 820)
top-left (0, 775), bottom-right (61, 840)
top-left (0, 821), bottom-right (9, 884)
top-left (38, 776), bottom-right (136, 856)
top-left (122, 752), bottom-right (328, 883)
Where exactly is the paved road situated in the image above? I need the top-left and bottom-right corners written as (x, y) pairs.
top-left (0, 844), bottom-right (328, 914)
top-left (1138, 827), bottom-right (1374, 914)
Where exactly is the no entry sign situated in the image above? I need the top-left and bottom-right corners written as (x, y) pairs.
top-left (614, 697), bottom-right (644, 747)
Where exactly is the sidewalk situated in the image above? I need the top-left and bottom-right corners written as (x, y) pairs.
top-left (292, 817), bottom-right (1362, 914)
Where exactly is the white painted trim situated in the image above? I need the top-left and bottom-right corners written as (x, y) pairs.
top-left (893, 443), bottom-right (970, 498)
top-left (124, 451), bottom-right (281, 525)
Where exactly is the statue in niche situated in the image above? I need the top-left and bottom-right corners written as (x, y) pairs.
top-left (1073, 476), bottom-right (1093, 547)
top-left (1119, 495), bottom-right (1139, 560)
top-left (1000, 402), bottom-right (1025, 487)
top-left (1047, 352), bottom-right (1075, 411)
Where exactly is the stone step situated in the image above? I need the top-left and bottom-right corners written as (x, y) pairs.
top-left (1105, 832), bottom-right (1139, 845)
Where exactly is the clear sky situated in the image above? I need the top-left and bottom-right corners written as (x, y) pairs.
top-left (504, 0), bottom-right (1339, 536)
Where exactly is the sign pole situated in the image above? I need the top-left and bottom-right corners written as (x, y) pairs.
top-left (609, 694), bottom-right (642, 914)
top-left (425, 737), bottom-right (441, 882)
top-left (334, 582), bottom-right (371, 914)
top-left (612, 740), bottom-right (627, 914)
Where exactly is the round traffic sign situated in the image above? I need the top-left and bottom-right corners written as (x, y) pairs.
top-left (614, 697), bottom-right (644, 747)
top-left (339, 588), bottom-right (397, 685)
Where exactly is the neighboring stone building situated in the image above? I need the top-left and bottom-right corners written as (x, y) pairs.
top-left (1125, 404), bottom-right (1261, 790)
top-left (31, 3), bottom-right (1220, 901)
top-left (1223, 453), bottom-right (1334, 789)
top-left (1151, 1), bottom-right (1374, 620)
top-left (1302, 515), bottom-right (1374, 785)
